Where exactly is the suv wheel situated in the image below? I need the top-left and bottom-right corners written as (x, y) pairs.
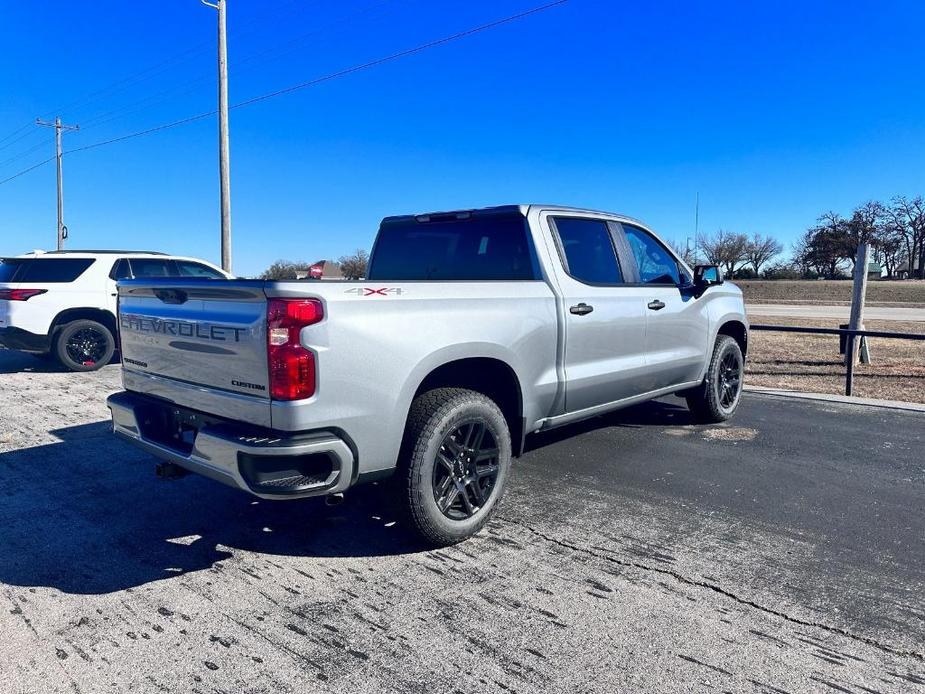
top-left (54, 320), bottom-right (115, 372)
top-left (685, 334), bottom-right (744, 423)
top-left (400, 388), bottom-right (512, 546)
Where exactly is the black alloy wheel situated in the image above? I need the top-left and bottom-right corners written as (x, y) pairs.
top-left (432, 421), bottom-right (501, 520)
top-left (717, 350), bottom-right (743, 410)
top-left (54, 319), bottom-right (116, 372)
top-left (65, 327), bottom-right (108, 367)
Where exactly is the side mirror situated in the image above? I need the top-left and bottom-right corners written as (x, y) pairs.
top-left (694, 265), bottom-right (723, 289)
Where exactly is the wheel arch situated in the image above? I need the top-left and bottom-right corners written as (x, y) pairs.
top-left (50, 308), bottom-right (118, 342)
top-left (408, 357), bottom-right (526, 457)
top-left (716, 319), bottom-right (748, 357)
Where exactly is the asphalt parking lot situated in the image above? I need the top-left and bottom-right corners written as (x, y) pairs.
top-left (1, 350), bottom-right (923, 693)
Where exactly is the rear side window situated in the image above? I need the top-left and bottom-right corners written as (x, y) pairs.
top-left (129, 258), bottom-right (175, 278)
top-left (0, 259), bottom-right (25, 282)
top-left (175, 260), bottom-right (225, 279)
top-left (3, 258), bottom-right (95, 283)
top-left (553, 217), bottom-right (624, 284)
top-left (368, 214), bottom-right (539, 281)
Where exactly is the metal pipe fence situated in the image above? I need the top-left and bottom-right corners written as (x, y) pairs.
top-left (749, 324), bottom-right (925, 396)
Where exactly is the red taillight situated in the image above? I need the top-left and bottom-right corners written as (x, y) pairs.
top-left (267, 298), bottom-right (323, 401)
top-left (0, 289), bottom-right (47, 301)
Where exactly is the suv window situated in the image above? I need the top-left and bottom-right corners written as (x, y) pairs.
top-left (3, 258), bottom-right (96, 283)
top-left (110, 259), bottom-right (132, 280)
top-left (0, 259), bottom-right (25, 282)
top-left (175, 260), bottom-right (225, 279)
top-left (129, 258), bottom-right (175, 278)
top-left (368, 213), bottom-right (540, 281)
top-left (622, 225), bottom-right (681, 285)
top-left (553, 217), bottom-right (623, 284)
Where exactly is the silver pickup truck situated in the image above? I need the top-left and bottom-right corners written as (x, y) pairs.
top-left (107, 205), bottom-right (747, 545)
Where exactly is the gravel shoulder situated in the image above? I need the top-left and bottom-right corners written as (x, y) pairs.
top-left (1, 351), bottom-right (923, 693)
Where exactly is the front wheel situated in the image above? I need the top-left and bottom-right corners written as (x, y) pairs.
top-left (399, 388), bottom-right (512, 546)
top-left (54, 320), bottom-right (115, 372)
top-left (685, 335), bottom-right (744, 423)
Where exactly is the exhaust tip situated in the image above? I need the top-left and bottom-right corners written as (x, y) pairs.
top-left (324, 493), bottom-right (345, 507)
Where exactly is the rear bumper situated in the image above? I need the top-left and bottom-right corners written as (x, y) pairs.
top-left (0, 327), bottom-right (50, 353)
top-left (107, 391), bottom-right (355, 500)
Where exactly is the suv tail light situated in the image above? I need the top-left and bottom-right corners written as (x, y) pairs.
top-left (0, 289), bottom-right (47, 301)
top-left (267, 298), bottom-right (323, 401)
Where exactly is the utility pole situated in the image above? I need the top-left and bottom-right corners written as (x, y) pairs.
top-left (693, 192), bottom-right (700, 265)
top-left (36, 117), bottom-right (79, 250)
top-left (202, 0), bottom-right (232, 272)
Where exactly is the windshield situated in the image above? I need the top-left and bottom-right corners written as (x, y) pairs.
top-left (367, 213), bottom-right (539, 281)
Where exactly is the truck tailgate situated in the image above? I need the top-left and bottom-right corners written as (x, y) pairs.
top-left (118, 280), bottom-right (272, 423)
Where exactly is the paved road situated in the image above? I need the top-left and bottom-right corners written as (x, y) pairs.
top-left (748, 303), bottom-right (925, 321)
top-left (0, 351), bottom-right (923, 692)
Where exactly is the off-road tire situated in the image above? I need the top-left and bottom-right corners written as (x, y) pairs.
top-left (54, 320), bottom-right (115, 372)
top-left (685, 335), bottom-right (744, 423)
top-left (399, 387), bottom-right (512, 546)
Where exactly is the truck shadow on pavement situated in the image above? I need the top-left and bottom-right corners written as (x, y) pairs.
top-left (0, 421), bottom-right (423, 595)
top-left (524, 397), bottom-right (694, 453)
top-left (0, 401), bottom-right (686, 595)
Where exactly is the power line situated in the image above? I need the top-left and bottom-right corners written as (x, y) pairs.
top-left (75, 0), bottom-right (400, 134)
top-left (0, 156), bottom-right (56, 187)
top-left (0, 137), bottom-right (53, 169)
top-left (44, 0), bottom-right (320, 123)
top-left (1, 1), bottom-right (568, 185)
top-left (0, 122), bottom-right (35, 147)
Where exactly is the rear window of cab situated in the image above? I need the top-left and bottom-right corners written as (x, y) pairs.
top-left (368, 213), bottom-right (540, 281)
top-left (0, 258), bottom-right (95, 283)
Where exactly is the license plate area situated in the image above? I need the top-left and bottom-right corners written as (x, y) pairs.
top-left (135, 401), bottom-right (223, 456)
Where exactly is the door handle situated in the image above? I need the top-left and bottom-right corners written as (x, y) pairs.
top-left (647, 300), bottom-right (666, 311)
top-left (570, 303), bottom-right (594, 316)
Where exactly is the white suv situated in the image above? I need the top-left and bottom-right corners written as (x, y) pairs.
top-left (0, 250), bottom-right (231, 371)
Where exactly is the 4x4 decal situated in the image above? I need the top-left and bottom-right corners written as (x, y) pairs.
top-left (344, 287), bottom-right (403, 296)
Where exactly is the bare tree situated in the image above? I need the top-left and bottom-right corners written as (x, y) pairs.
top-left (795, 212), bottom-right (850, 279)
top-left (697, 230), bottom-right (749, 277)
top-left (744, 233), bottom-right (783, 275)
top-left (337, 249), bottom-right (369, 280)
top-left (259, 260), bottom-right (314, 280)
top-left (668, 239), bottom-right (696, 266)
top-left (887, 196), bottom-right (925, 279)
top-left (845, 201), bottom-right (887, 268)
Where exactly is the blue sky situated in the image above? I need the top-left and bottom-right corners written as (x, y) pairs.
top-left (1, 0), bottom-right (924, 276)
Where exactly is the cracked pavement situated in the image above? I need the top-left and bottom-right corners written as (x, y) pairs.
top-left (0, 349), bottom-right (923, 693)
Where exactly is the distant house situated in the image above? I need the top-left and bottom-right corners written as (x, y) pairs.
top-left (895, 258), bottom-right (922, 280)
top-left (295, 260), bottom-right (344, 280)
top-left (867, 261), bottom-right (883, 280)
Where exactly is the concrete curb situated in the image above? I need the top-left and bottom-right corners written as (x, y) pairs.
top-left (744, 385), bottom-right (925, 413)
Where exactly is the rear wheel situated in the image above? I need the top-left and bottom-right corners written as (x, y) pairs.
top-left (399, 388), bottom-right (512, 546)
top-left (685, 335), bottom-right (744, 423)
top-left (54, 320), bottom-right (115, 372)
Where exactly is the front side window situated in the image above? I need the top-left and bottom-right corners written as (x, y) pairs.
top-left (622, 225), bottom-right (681, 285)
top-left (553, 217), bottom-right (623, 284)
top-left (175, 261), bottom-right (225, 279)
top-left (129, 258), bottom-right (174, 278)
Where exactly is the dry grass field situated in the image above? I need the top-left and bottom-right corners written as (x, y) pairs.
top-left (735, 279), bottom-right (925, 307)
top-left (746, 318), bottom-right (925, 403)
